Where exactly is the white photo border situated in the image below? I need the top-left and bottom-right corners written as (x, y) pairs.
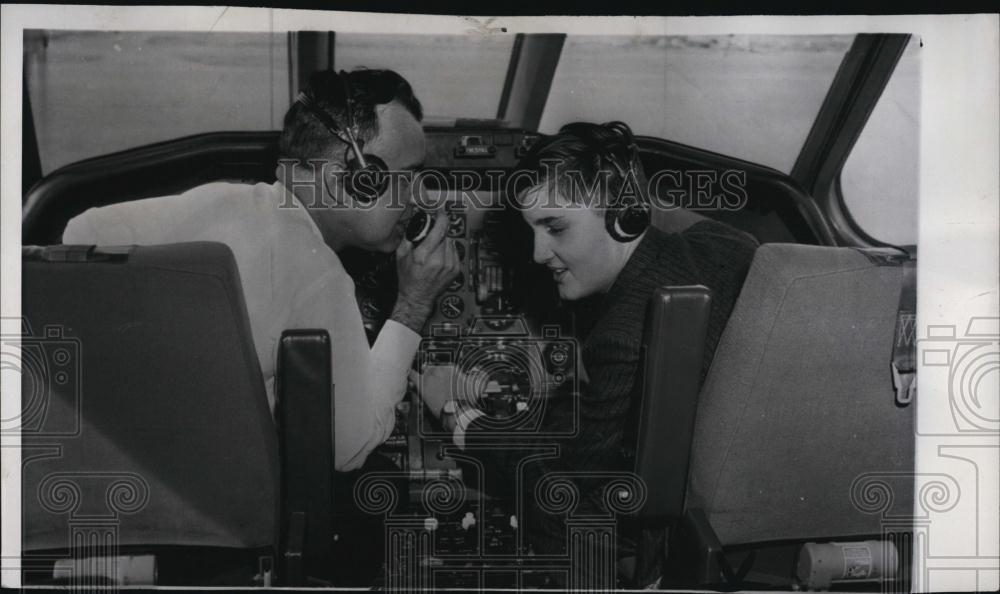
top-left (1, 6), bottom-right (997, 592)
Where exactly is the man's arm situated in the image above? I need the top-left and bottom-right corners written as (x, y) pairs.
top-left (366, 320), bottom-right (422, 443)
top-left (290, 268), bottom-right (390, 471)
top-left (297, 210), bottom-right (459, 471)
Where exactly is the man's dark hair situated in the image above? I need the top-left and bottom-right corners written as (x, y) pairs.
top-left (512, 121), bottom-right (647, 209)
top-left (278, 68), bottom-right (423, 163)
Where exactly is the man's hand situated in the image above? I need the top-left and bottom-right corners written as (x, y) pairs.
top-left (416, 363), bottom-right (459, 419)
top-left (391, 210), bottom-right (460, 333)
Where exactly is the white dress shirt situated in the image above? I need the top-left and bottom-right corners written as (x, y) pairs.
top-left (63, 181), bottom-right (420, 471)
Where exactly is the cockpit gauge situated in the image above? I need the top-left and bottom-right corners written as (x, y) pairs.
top-left (447, 212), bottom-right (467, 237)
top-left (480, 294), bottom-right (516, 331)
top-left (543, 342), bottom-right (572, 374)
top-left (439, 294), bottom-right (465, 319)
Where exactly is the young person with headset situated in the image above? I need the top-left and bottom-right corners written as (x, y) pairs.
top-left (64, 69), bottom-right (460, 474)
top-left (418, 121), bottom-right (759, 585)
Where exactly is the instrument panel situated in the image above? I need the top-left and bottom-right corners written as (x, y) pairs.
top-left (342, 187), bottom-right (577, 576)
top-left (363, 187), bottom-right (576, 459)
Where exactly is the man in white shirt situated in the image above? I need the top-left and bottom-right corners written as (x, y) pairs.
top-left (63, 69), bottom-right (459, 472)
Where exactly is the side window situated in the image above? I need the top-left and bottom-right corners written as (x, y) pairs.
top-left (840, 37), bottom-right (920, 247)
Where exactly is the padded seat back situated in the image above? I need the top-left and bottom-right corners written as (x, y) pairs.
top-left (686, 244), bottom-right (914, 546)
top-left (633, 286), bottom-right (713, 524)
top-left (20, 242), bottom-right (279, 552)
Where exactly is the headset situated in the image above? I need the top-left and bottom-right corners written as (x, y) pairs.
top-left (560, 121), bottom-right (651, 243)
top-left (599, 122), bottom-right (651, 242)
top-left (294, 70), bottom-right (390, 205)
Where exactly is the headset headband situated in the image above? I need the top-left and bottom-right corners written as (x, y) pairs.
top-left (294, 71), bottom-right (370, 168)
top-left (597, 122), bottom-right (645, 207)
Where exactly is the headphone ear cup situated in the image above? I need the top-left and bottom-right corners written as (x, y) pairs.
top-left (605, 202), bottom-right (650, 242)
top-left (344, 153), bottom-right (390, 205)
top-left (620, 202), bottom-right (651, 237)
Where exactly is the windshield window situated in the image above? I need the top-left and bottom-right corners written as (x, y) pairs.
top-left (335, 33), bottom-right (515, 121)
top-left (539, 35), bottom-right (854, 173)
top-left (25, 30), bottom-right (288, 174)
top-left (26, 31), bottom-right (854, 177)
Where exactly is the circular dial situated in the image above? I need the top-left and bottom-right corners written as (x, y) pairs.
top-left (447, 213), bottom-right (467, 237)
top-left (360, 296), bottom-right (382, 320)
top-left (476, 365), bottom-right (532, 417)
top-left (438, 294), bottom-right (465, 319)
top-left (480, 294), bottom-right (516, 331)
top-left (459, 349), bottom-right (534, 418)
top-left (543, 342), bottom-right (572, 377)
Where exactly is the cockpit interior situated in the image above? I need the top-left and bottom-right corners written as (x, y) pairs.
top-left (15, 29), bottom-right (921, 591)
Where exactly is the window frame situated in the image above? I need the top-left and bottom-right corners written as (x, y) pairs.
top-left (788, 33), bottom-right (914, 251)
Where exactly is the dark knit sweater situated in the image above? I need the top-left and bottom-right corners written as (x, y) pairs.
top-left (472, 220), bottom-right (758, 556)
